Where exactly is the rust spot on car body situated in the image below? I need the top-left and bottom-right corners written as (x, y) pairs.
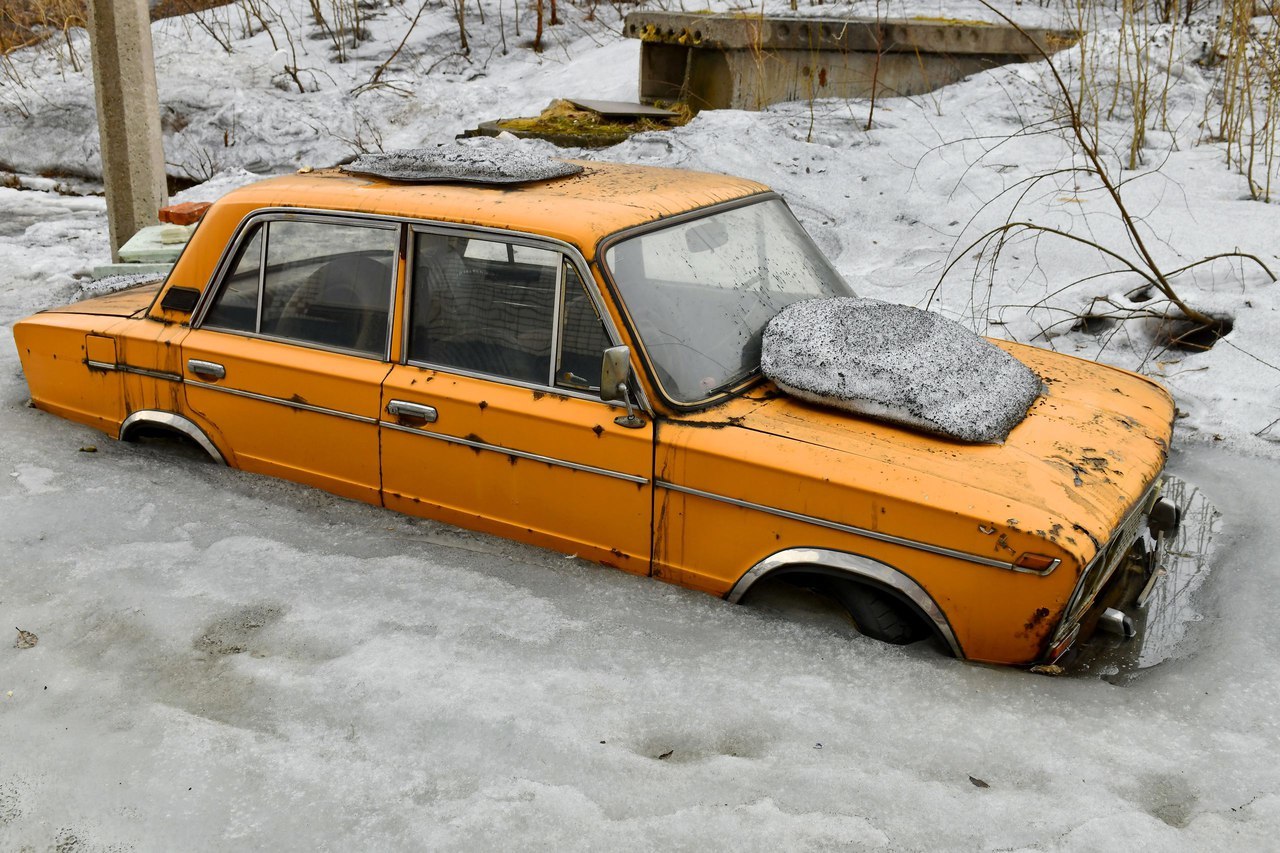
top-left (1025, 607), bottom-right (1051, 631)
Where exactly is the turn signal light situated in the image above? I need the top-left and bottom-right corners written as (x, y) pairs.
top-left (1014, 553), bottom-right (1059, 573)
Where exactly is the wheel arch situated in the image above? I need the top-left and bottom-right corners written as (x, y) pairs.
top-left (118, 410), bottom-right (227, 465)
top-left (727, 548), bottom-right (965, 659)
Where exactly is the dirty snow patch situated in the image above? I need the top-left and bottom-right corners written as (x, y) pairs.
top-left (78, 272), bottom-right (166, 298)
top-left (341, 140), bottom-right (582, 185)
top-left (761, 297), bottom-right (1043, 443)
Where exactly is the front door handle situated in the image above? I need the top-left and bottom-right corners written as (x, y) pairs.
top-left (187, 359), bottom-right (225, 379)
top-left (386, 400), bottom-right (438, 423)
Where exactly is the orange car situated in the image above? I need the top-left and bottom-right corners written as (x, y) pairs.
top-left (12, 156), bottom-right (1182, 667)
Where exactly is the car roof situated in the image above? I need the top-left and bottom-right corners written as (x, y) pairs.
top-left (215, 160), bottom-right (771, 257)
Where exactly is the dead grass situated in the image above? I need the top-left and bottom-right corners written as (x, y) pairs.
top-left (1, 0), bottom-right (234, 54)
top-left (497, 99), bottom-right (691, 138)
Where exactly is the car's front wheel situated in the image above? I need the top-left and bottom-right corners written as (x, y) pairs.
top-left (829, 580), bottom-right (929, 645)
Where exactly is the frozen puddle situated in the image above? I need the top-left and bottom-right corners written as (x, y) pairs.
top-left (9, 464), bottom-right (60, 494)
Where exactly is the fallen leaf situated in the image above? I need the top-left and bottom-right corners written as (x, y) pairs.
top-left (79, 446), bottom-right (97, 453)
top-left (14, 627), bottom-right (37, 649)
top-left (657, 750), bottom-right (673, 760)
top-left (1030, 664), bottom-right (1065, 676)
top-left (969, 775), bottom-right (990, 789)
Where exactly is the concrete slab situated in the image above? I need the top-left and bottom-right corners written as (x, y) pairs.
top-left (625, 11), bottom-right (1078, 111)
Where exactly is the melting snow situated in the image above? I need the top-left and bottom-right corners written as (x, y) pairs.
top-left (341, 139), bottom-right (583, 185)
top-left (762, 297), bottom-right (1043, 443)
top-left (77, 272), bottom-right (166, 297)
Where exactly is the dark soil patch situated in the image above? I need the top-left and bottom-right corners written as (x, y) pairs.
top-left (1158, 314), bottom-right (1235, 351)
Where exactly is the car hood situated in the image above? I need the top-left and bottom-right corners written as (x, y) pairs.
top-left (673, 341), bottom-right (1174, 562)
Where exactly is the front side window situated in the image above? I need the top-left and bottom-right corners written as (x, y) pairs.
top-left (603, 198), bottom-right (852, 404)
top-left (203, 218), bottom-right (397, 356)
top-left (408, 233), bottom-right (612, 389)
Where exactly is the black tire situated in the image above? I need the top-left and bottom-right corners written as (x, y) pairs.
top-left (829, 581), bottom-right (928, 645)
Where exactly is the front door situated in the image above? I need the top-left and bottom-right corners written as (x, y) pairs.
top-left (182, 214), bottom-right (399, 504)
top-left (380, 228), bottom-right (653, 572)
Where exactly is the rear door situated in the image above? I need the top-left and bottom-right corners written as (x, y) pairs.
top-left (182, 213), bottom-right (399, 503)
top-left (380, 227), bottom-right (653, 573)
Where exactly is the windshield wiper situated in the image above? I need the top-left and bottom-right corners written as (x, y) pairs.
top-left (704, 367), bottom-right (761, 399)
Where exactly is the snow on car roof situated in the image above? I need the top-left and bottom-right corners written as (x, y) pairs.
top-left (340, 140), bottom-right (583, 185)
top-left (762, 297), bottom-right (1043, 444)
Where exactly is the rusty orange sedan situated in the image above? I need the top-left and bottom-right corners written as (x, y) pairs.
top-left (12, 154), bottom-right (1183, 667)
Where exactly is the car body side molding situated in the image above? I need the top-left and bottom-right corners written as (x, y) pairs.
top-left (727, 547), bottom-right (965, 658)
top-left (119, 410), bottom-right (227, 465)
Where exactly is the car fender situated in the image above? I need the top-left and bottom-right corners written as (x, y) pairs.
top-left (119, 410), bottom-right (227, 465)
top-left (727, 547), bottom-right (964, 658)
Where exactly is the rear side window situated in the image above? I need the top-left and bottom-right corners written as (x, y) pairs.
top-left (203, 218), bottom-right (397, 357)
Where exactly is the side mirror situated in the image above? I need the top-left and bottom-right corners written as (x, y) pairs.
top-left (600, 345), bottom-right (630, 402)
top-left (600, 345), bottom-right (645, 429)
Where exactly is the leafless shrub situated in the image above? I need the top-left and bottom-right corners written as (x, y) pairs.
top-left (1209, 0), bottom-right (1280, 200)
top-left (932, 1), bottom-right (1275, 343)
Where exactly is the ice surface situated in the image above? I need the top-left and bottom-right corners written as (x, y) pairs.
top-left (762, 297), bottom-right (1042, 443)
top-left (341, 140), bottom-right (583, 185)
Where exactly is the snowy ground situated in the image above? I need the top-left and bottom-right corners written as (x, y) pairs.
top-left (1, 316), bottom-right (1278, 850)
top-left (3, 0), bottom-right (1280, 848)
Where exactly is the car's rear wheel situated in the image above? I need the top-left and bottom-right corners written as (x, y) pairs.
top-left (828, 580), bottom-right (929, 645)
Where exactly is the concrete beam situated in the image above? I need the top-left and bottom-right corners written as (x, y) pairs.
top-left (86, 0), bottom-right (168, 261)
top-left (626, 12), bottom-right (1077, 55)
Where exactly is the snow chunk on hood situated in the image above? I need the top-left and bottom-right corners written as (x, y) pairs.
top-left (341, 139), bottom-right (583, 185)
top-left (761, 298), bottom-right (1043, 444)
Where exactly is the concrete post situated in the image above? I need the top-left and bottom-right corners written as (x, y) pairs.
top-left (86, 0), bottom-right (168, 261)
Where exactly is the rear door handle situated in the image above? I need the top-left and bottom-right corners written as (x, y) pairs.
top-left (187, 359), bottom-right (225, 379)
top-left (386, 400), bottom-right (438, 423)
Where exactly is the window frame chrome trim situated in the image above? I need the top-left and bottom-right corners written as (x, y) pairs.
top-left (399, 220), bottom-right (648, 411)
top-left (193, 208), bottom-right (653, 414)
top-left (193, 210), bottom-right (401, 363)
top-left (185, 378), bottom-right (380, 425)
top-left (379, 420), bottom-right (650, 484)
top-left (726, 547), bottom-right (964, 658)
top-left (657, 479), bottom-right (1021, 571)
top-left (595, 191), bottom-right (847, 413)
top-left (254, 221), bottom-right (267, 334)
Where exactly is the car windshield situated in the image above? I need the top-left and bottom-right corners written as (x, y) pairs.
top-left (603, 198), bottom-right (853, 404)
